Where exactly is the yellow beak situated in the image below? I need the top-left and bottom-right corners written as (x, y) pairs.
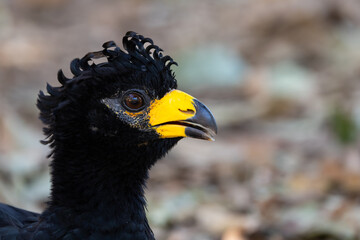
top-left (148, 90), bottom-right (217, 141)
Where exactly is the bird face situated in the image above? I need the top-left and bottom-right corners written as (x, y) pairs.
top-left (100, 87), bottom-right (217, 143)
top-left (38, 32), bottom-right (217, 152)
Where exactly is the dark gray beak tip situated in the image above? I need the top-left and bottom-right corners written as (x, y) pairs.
top-left (184, 99), bottom-right (217, 141)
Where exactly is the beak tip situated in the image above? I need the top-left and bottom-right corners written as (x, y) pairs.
top-left (190, 99), bottom-right (217, 141)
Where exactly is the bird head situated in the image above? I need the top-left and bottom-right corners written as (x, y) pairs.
top-left (37, 32), bottom-right (217, 160)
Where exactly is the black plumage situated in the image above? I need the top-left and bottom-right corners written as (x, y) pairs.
top-left (0, 31), bottom-right (217, 240)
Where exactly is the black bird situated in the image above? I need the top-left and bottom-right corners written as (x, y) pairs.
top-left (0, 32), bottom-right (217, 239)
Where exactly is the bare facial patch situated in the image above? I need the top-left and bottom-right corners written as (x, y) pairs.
top-left (101, 98), bottom-right (150, 130)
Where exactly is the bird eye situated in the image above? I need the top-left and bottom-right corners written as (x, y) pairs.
top-left (122, 92), bottom-right (145, 111)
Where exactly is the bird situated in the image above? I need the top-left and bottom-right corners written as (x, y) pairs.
top-left (0, 31), bottom-right (217, 240)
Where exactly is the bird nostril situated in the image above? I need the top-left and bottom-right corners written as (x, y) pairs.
top-left (179, 109), bottom-right (195, 115)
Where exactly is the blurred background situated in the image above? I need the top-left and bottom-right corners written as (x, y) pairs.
top-left (1, 0), bottom-right (360, 239)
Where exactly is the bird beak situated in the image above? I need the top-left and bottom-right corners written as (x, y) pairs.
top-left (148, 90), bottom-right (217, 141)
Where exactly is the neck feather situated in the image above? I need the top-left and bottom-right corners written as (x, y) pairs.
top-left (41, 131), bottom-right (178, 239)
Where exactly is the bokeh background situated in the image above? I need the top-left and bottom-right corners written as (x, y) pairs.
top-left (1, 0), bottom-right (360, 239)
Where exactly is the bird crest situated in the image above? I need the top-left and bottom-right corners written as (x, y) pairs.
top-left (58, 31), bottom-right (177, 88)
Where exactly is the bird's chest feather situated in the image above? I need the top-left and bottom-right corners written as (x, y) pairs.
top-left (30, 210), bottom-right (155, 240)
top-left (30, 224), bottom-right (154, 240)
